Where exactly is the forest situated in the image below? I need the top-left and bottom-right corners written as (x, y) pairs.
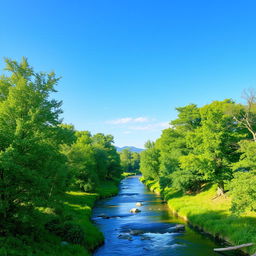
top-left (140, 96), bottom-right (256, 212)
top-left (140, 95), bottom-right (256, 253)
top-left (119, 148), bottom-right (140, 174)
top-left (0, 58), bottom-right (123, 255)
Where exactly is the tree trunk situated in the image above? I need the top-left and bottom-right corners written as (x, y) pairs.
top-left (217, 181), bottom-right (225, 196)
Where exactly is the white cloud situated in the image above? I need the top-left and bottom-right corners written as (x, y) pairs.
top-left (106, 117), bottom-right (170, 133)
top-left (123, 130), bottom-right (132, 134)
top-left (130, 122), bottom-right (170, 131)
top-left (107, 117), bottom-right (149, 125)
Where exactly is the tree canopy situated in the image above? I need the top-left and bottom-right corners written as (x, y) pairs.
top-left (0, 58), bottom-right (122, 246)
top-left (140, 98), bottom-right (256, 206)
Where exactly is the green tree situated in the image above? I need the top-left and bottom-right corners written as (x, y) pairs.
top-left (64, 131), bottom-right (98, 192)
top-left (171, 104), bottom-right (201, 131)
top-left (232, 140), bottom-right (256, 171)
top-left (0, 58), bottom-right (69, 229)
top-left (153, 105), bottom-right (201, 188)
top-left (120, 149), bottom-right (140, 173)
top-left (180, 100), bottom-right (243, 194)
top-left (140, 141), bottom-right (160, 180)
top-left (230, 90), bottom-right (256, 171)
top-left (229, 171), bottom-right (256, 214)
top-left (156, 128), bottom-right (186, 177)
top-left (232, 89), bottom-right (256, 141)
top-left (120, 148), bottom-right (132, 172)
top-left (92, 133), bottom-right (121, 180)
top-left (227, 91), bottom-right (256, 213)
top-left (131, 152), bottom-right (140, 172)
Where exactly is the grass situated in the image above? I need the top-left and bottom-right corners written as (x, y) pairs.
top-left (141, 176), bottom-right (161, 194)
top-left (59, 179), bottom-right (121, 254)
top-left (144, 179), bottom-right (256, 255)
top-left (96, 180), bottom-right (119, 198)
top-left (63, 191), bottom-right (103, 251)
top-left (1, 180), bottom-right (120, 256)
top-left (122, 172), bottom-right (140, 178)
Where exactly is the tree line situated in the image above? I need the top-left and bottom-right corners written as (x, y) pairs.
top-left (140, 95), bottom-right (256, 214)
top-left (0, 58), bottom-right (121, 242)
top-left (119, 148), bottom-right (140, 173)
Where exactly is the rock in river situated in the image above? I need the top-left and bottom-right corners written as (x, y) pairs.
top-left (129, 229), bottom-right (144, 235)
top-left (118, 234), bottom-right (133, 241)
top-left (130, 208), bottom-right (141, 213)
top-left (97, 213), bottom-right (110, 219)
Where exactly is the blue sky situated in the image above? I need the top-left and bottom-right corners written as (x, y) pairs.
top-left (1, 0), bottom-right (256, 148)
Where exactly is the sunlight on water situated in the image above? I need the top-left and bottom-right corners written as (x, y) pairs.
top-left (93, 176), bottom-right (243, 256)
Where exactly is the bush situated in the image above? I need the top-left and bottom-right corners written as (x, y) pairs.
top-left (82, 182), bottom-right (94, 192)
top-left (229, 170), bottom-right (256, 214)
top-left (45, 219), bottom-right (86, 245)
top-left (171, 169), bottom-right (204, 193)
top-left (159, 176), bottom-right (172, 188)
top-left (0, 236), bottom-right (30, 256)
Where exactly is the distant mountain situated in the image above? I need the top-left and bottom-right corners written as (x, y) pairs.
top-left (116, 146), bottom-right (144, 153)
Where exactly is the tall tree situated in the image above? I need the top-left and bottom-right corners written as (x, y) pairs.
top-left (232, 89), bottom-right (256, 141)
top-left (131, 152), bottom-right (140, 172)
top-left (156, 128), bottom-right (187, 177)
top-left (120, 148), bottom-right (132, 172)
top-left (0, 58), bottom-right (68, 229)
top-left (92, 133), bottom-right (121, 180)
top-left (230, 90), bottom-right (256, 171)
top-left (171, 104), bottom-right (201, 131)
top-left (64, 131), bottom-right (98, 192)
top-left (119, 149), bottom-right (140, 172)
top-left (140, 141), bottom-right (160, 180)
top-left (180, 100), bottom-right (243, 194)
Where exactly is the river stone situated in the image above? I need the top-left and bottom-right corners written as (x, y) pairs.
top-left (118, 234), bottom-right (133, 241)
top-left (130, 208), bottom-right (141, 213)
top-left (97, 213), bottom-right (110, 219)
top-left (136, 202), bottom-right (143, 206)
top-left (129, 229), bottom-right (144, 235)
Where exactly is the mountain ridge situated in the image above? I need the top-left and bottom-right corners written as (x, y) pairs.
top-left (115, 146), bottom-right (144, 153)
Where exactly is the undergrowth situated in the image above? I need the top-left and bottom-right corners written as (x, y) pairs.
top-left (0, 180), bottom-right (120, 256)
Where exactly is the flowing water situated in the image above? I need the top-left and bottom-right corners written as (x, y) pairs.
top-left (92, 176), bottom-right (243, 256)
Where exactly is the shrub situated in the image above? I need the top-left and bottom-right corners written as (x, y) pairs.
top-left (82, 182), bottom-right (94, 192)
top-left (45, 219), bottom-right (86, 245)
top-left (229, 170), bottom-right (256, 214)
top-left (171, 169), bottom-right (204, 193)
top-left (159, 176), bottom-right (172, 188)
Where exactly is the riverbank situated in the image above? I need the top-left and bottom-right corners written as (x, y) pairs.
top-left (93, 175), bottom-right (227, 256)
top-left (61, 179), bottom-right (120, 254)
top-left (0, 180), bottom-right (120, 256)
top-left (61, 173), bottom-right (135, 255)
top-left (142, 177), bottom-right (256, 255)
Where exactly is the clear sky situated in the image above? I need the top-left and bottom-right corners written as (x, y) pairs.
top-left (1, 0), bottom-right (256, 148)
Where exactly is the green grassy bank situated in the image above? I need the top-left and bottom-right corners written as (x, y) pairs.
top-left (142, 177), bottom-right (256, 255)
top-left (0, 180), bottom-right (120, 256)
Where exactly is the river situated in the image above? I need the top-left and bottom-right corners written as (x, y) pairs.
top-left (92, 176), bottom-right (243, 256)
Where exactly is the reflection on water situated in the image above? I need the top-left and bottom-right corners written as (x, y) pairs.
top-left (92, 176), bottom-right (243, 256)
